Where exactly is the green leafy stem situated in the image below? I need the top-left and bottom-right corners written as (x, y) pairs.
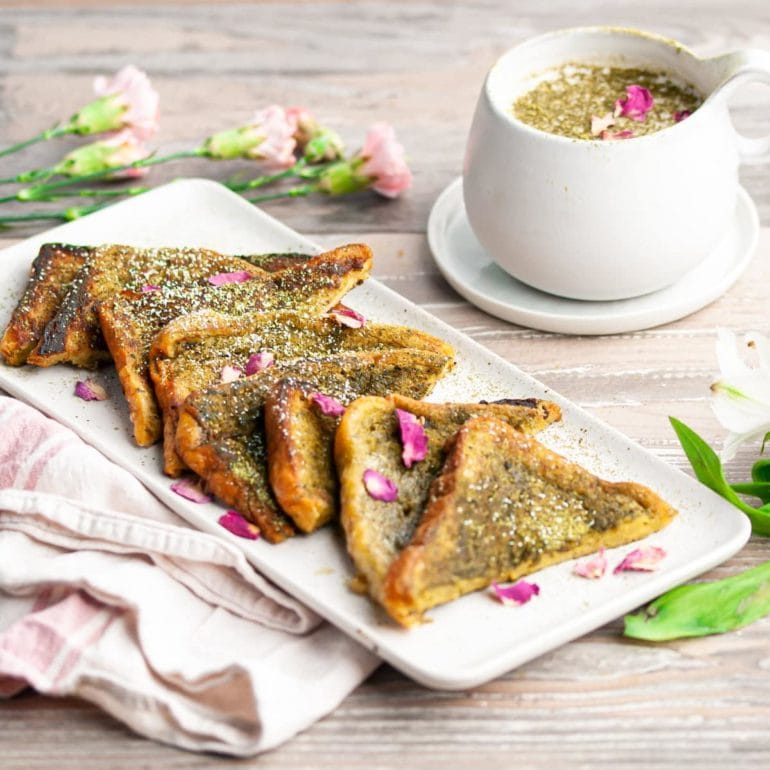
top-left (623, 417), bottom-right (770, 642)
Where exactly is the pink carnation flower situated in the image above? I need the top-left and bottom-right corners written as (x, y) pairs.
top-left (247, 106), bottom-right (298, 168)
top-left (100, 129), bottom-right (151, 178)
top-left (53, 129), bottom-right (150, 178)
top-left (93, 65), bottom-right (160, 140)
top-left (359, 123), bottom-right (412, 198)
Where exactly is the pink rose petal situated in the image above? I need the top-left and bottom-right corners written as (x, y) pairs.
top-left (395, 408), bottom-right (428, 468)
top-left (613, 545), bottom-right (666, 574)
top-left (220, 364), bottom-right (243, 383)
top-left (208, 271), bottom-right (253, 286)
top-left (74, 378), bottom-right (108, 401)
top-left (363, 469), bottom-right (398, 502)
top-left (614, 84), bottom-right (654, 121)
top-left (170, 477), bottom-right (211, 504)
top-left (218, 510), bottom-right (260, 540)
top-left (491, 579), bottom-right (540, 606)
top-left (311, 392), bottom-right (346, 417)
top-left (590, 112), bottom-right (616, 136)
top-left (245, 351), bottom-right (274, 375)
top-left (600, 128), bottom-right (635, 141)
top-left (141, 284), bottom-right (160, 293)
top-left (574, 547), bottom-right (608, 579)
top-left (674, 110), bottom-right (691, 122)
top-left (329, 307), bottom-right (366, 328)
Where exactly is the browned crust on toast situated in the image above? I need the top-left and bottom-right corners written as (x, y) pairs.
top-left (264, 379), bottom-right (342, 533)
top-left (1, 243), bottom-right (93, 366)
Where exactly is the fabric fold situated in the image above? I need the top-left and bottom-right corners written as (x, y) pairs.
top-left (0, 396), bottom-right (379, 755)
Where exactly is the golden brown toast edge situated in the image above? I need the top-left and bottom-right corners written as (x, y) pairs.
top-left (1, 243), bottom-right (94, 366)
top-left (264, 379), bottom-right (340, 533)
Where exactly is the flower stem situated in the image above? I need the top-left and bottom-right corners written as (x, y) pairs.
top-left (0, 124), bottom-right (71, 159)
top-left (47, 186), bottom-right (150, 201)
top-left (0, 149), bottom-right (204, 203)
top-left (0, 202), bottom-right (107, 226)
top-left (246, 183), bottom-right (318, 204)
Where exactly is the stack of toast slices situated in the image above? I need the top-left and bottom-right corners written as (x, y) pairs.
top-left (1, 240), bottom-right (678, 627)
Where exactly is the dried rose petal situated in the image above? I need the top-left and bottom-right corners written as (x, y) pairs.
top-left (329, 307), bottom-right (366, 328)
top-left (170, 477), bottom-right (211, 504)
top-left (674, 110), bottom-right (691, 122)
top-left (600, 129), bottom-right (635, 141)
top-left (141, 284), bottom-right (160, 293)
top-left (395, 408), bottom-right (428, 468)
top-left (220, 364), bottom-right (243, 383)
top-left (207, 270), bottom-right (253, 286)
top-left (311, 392), bottom-right (346, 417)
top-left (574, 547), bottom-right (608, 579)
top-left (613, 545), bottom-right (666, 574)
top-left (74, 378), bottom-right (108, 401)
top-left (363, 469), bottom-right (398, 502)
top-left (590, 112), bottom-right (615, 136)
top-left (218, 510), bottom-right (260, 540)
top-left (614, 84), bottom-right (654, 121)
top-left (245, 351), bottom-right (274, 375)
top-left (491, 579), bottom-right (540, 606)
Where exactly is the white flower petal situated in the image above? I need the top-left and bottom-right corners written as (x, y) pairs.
top-left (746, 331), bottom-right (770, 375)
top-left (715, 328), bottom-right (749, 379)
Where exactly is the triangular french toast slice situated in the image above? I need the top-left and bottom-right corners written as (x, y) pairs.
top-left (98, 244), bottom-right (373, 447)
top-left (1, 243), bottom-right (93, 366)
top-left (264, 379), bottom-right (343, 533)
top-left (335, 395), bottom-right (562, 606)
top-left (175, 350), bottom-right (453, 543)
top-left (150, 308), bottom-right (454, 476)
top-left (27, 243), bottom-right (275, 369)
top-left (381, 417), bottom-right (678, 626)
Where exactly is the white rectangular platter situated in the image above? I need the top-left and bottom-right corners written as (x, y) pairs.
top-left (0, 179), bottom-right (751, 690)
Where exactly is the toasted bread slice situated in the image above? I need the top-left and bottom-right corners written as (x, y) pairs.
top-left (263, 380), bottom-right (344, 533)
top-left (336, 395), bottom-right (562, 606)
top-left (27, 244), bottom-right (273, 369)
top-left (150, 308), bottom-right (454, 476)
top-left (99, 244), bottom-right (373, 447)
top-left (1, 243), bottom-right (93, 366)
top-left (381, 417), bottom-right (678, 626)
top-left (176, 349), bottom-right (453, 543)
top-left (268, 391), bottom-right (549, 538)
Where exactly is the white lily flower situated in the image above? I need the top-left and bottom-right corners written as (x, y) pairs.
top-left (711, 328), bottom-right (770, 460)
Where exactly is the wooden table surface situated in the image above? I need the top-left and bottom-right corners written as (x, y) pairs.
top-left (1, 2), bottom-right (770, 768)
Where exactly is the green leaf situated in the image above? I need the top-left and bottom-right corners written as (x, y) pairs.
top-left (730, 481), bottom-right (770, 504)
top-left (752, 458), bottom-right (770, 484)
top-left (669, 417), bottom-right (770, 536)
top-left (624, 561), bottom-right (770, 640)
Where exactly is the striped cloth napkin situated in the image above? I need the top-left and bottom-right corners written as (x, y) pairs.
top-left (0, 396), bottom-right (378, 755)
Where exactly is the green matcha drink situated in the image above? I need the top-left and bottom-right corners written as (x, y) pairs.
top-left (512, 63), bottom-right (703, 140)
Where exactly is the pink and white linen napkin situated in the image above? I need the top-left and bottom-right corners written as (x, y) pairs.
top-left (0, 396), bottom-right (378, 755)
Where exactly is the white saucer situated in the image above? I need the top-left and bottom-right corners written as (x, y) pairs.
top-left (428, 177), bottom-right (759, 335)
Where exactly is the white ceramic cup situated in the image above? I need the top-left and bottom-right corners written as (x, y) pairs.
top-left (462, 27), bottom-right (770, 301)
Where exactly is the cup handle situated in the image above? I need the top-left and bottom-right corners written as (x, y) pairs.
top-left (704, 49), bottom-right (770, 164)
